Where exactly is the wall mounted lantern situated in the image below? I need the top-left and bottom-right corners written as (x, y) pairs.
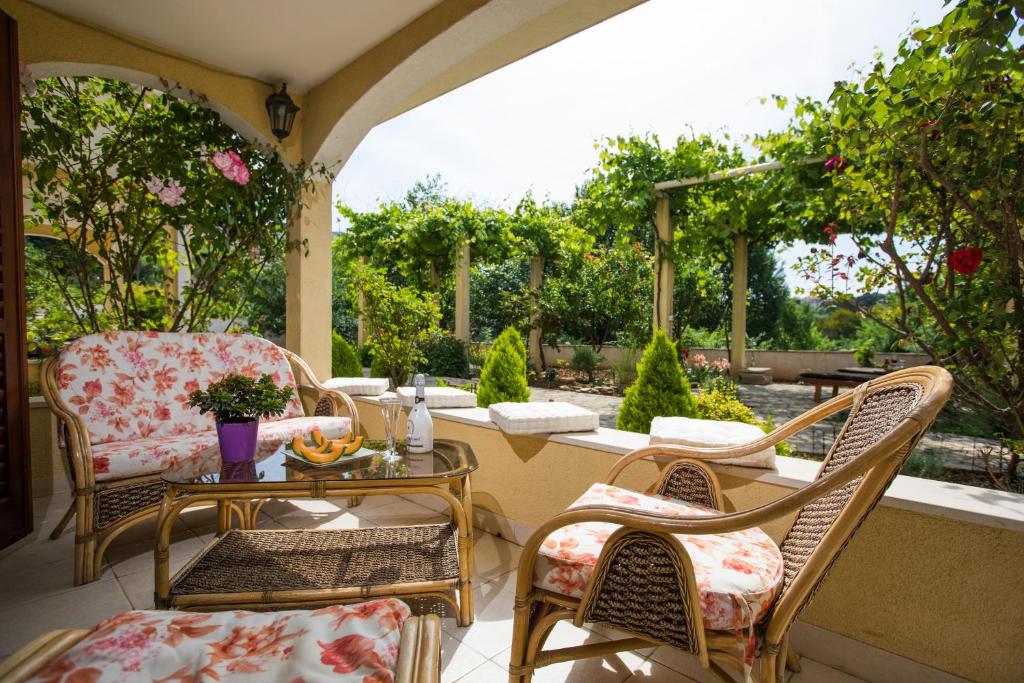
top-left (265, 83), bottom-right (299, 141)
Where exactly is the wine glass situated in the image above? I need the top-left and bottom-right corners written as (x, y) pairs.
top-left (379, 397), bottom-right (402, 462)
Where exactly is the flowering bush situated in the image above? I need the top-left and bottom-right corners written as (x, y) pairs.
top-left (684, 354), bottom-right (735, 395)
top-left (21, 75), bottom-right (325, 342)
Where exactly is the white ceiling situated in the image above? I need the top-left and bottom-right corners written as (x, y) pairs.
top-left (29, 0), bottom-right (444, 92)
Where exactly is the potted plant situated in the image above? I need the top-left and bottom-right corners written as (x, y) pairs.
top-left (188, 373), bottom-right (293, 462)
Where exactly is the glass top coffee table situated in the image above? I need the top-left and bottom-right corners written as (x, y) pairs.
top-left (154, 439), bottom-right (478, 625)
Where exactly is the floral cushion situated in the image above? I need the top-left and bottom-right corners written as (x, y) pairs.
top-left (534, 483), bottom-right (784, 632)
top-left (90, 416), bottom-right (351, 481)
top-left (54, 332), bottom-right (306, 446)
top-left (27, 599), bottom-right (410, 683)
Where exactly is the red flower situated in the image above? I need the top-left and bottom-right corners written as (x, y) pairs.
top-left (950, 247), bottom-right (982, 275)
top-left (825, 156), bottom-right (848, 173)
top-left (319, 634), bottom-right (385, 674)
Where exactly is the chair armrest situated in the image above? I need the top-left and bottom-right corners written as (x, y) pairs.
top-left (395, 614), bottom-right (441, 683)
top-left (284, 350), bottom-right (361, 435)
top-left (0, 629), bottom-right (90, 682)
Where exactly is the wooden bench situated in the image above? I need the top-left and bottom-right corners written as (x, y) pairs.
top-left (798, 370), bottom-right (882, 402)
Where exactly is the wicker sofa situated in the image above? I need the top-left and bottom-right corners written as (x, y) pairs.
top-left (41, 331), bottom-right (361, 585)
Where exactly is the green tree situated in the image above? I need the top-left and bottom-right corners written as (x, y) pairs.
top-left (349, 265), bottom-right (440, 389)
top-left (21, 76), bottom-right (323, 335)
top-left (617, 330), bottom-right (696, 432)
top-left (332, 332), bottom-right (362, 377)
top-left (782, 0), bottom-right (1024, 479)
top-left (476, 327), bottom-right (529, 407)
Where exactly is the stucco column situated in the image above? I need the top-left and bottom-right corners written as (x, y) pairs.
top-left (454, 239), bottom-right (470, 341)
top-left (653, 194), bottom-right (673, 338)
top-left (286, 180), bottom-right (332, 380)
top-left (357, 255), bottom-right (368, 345)
top-left (731, 232), bottom-right (748, 373)
top-left (528, 254), bottom-right (545, 370)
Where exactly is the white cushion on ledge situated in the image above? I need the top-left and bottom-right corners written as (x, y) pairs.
top-left (397, 386), bottom-right (478, 408)
top-left (649, 416), bottom-right (775, 469)
top-left (323, 377), bottom-right (390, 396)
top-left (489, 401), bottom-right (599, 435)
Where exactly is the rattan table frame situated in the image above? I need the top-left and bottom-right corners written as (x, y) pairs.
top-left (153, 469), bottom-right (475, 626)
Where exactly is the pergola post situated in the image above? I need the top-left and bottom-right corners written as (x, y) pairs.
top-left (653, 194), bottom-right (674, 338)
top-left (357, 255), bottom-right (369, 345)
top-left (730, 232), bottom-right (748, 374)
top-left (454, 239), bottom-right (470, 341)
top-left (285, 180), bottom-right (333, 380)
top-left (528, 254), bottom-right (545, 370)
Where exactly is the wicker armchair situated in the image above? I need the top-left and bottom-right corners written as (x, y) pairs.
top-left (40, 332), bottom-right (361, 585)
top-left (508, 366), bottom-right (952, 683)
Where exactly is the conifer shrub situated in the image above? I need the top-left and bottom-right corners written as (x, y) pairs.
top-left (332, 332), bottom-right (362, 378)
top-left (616, 330), bottom-right (695, 432)
top-left (477, 327), bottom-right (529, 407)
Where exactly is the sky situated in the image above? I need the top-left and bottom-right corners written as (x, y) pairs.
top-left (333, 0), bottom-right (949, 292)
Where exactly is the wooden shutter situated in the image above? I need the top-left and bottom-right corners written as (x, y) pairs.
top-left (0, 10), bottom-right (31, 550)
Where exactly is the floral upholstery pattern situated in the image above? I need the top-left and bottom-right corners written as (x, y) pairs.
top-left (90, 416), bottom-right (352, 481)
top-left (27, 599), bottom-right (410, 683)
top-left (55, 332), bottom-right (305, 446)
top-left (534, 483), bottom-right (784, 632)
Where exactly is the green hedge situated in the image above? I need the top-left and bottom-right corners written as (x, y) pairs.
top-left (332, 332), bottom-right (362, 378)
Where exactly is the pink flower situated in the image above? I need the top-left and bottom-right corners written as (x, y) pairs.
top-left (144, 176), bottom-right (164, 195)
top-left (824, 156), bottom-right (848, 173)
top-left (212, 150), bottom-right (250, 185)
top-left (18, 63), bottom-right (36, 97)
top-left (158, 179), bottom-right (185, 206)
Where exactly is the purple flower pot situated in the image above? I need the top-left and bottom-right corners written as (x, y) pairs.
top-left (216, 420), bottom-right (259, 463)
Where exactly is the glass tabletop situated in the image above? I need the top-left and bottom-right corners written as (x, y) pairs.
top-left (161, 438), bottom-right (478, 487)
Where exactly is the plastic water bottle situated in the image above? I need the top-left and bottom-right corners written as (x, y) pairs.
top-left (406, 374), bottom-right (434, 453)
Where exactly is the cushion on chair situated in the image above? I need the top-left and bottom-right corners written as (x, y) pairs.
top-left (25, 599), bottom-right (411, 683)
top-left (649, 416), bottom-right (776, 469)
top-left (54, 332), bottom-right (305, 446)
top-left (324, 377), bottom-right (390, 396)
top-left (534, 483), bottom-right (784, 631)
top-left (90, 416), bottom-right (351, 481)
top-left (396, 386), bottom-right (477, 408)
top-left (488, 401), bottom-right (599, 434)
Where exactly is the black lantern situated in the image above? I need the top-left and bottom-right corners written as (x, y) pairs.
top-left (265, 83), bottom-right (299, 142)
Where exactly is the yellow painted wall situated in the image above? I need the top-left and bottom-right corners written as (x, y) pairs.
top-left (353, 398), bottom-right (1023, 682)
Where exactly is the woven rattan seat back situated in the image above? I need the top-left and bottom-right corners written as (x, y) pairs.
top-left (765, 377), bottom-right (934, 642)
top-left (654, 460), bottom-right (723, 511)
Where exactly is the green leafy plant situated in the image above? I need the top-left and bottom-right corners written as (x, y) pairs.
top-left (569, 346), bottom-right (603, 383)
top-left (477, 327), bottom-right (529, 407)
top-left (610, 346), bottom-right (640, 392)
top-left (420, 333), bottom-right (470, 378)
top-left (543, 367), bottom-right (558, 383)
top-left (617, 330), bottom-right (695, 432)
top-left (350, 264), bottom-right (440, 389)
top-left (854, 344), bottom-right (875, 369)
top-left (332, 332), bottom-right (362, 378)
top-left (188, 374), bottom-right (293, 424)
top-left (694, 390), bottom-right (793, 456)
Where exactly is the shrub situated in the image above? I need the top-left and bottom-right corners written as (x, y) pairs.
top-left (543, 367), bottom-right (558, 383)
top-left (332, 332), bottom-right (362, 378)
top-left (610, 346), bottom-right (640, 392)
top-left (357, 344), bottom-right (373, 368)
top-left (350, 265), bottom-right (440, 389)
top-left (694, 389), bottom-right (793, 456)
top-left (569, 346), bottom-right (603, 383)
top-left (421, 333), bottom-right (470, 378)
top-left (369, 350), bottom-right (390, 380)
top-left (617, 331), bottom-right (695, 432)
top-left (477, 327), bottom-right (530, 407)
top-left (854, 343), bottom-right (875, 368)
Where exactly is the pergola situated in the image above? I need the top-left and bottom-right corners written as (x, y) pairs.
top-left (6, 0), bottom-right (646, 378)
top-left (650, 157), bottom-right (822, 373)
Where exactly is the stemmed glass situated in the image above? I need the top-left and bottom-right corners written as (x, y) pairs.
top-left (379, 397), bottom-right (403, 462)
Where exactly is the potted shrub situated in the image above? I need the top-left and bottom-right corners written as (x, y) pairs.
top-left (188, 373), bottom-right (293, 462)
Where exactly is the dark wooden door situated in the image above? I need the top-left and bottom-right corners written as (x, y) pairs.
top-left (0, 10), bottom-right (31, 550)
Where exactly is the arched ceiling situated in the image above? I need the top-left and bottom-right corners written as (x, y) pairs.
top-left (26, 0), bottom-right (445, 93)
